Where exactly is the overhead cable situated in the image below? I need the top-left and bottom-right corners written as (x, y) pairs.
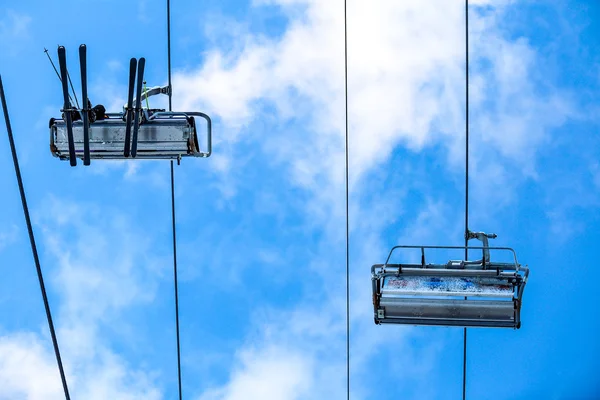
top-left (344, 0), bottom-right (350, 399)
top-left (463, 1), bottom-right (470, 399)
top-left (165, 1), bottom-right (184, 399)
top-left (0, 76), bottom-right (71, 399)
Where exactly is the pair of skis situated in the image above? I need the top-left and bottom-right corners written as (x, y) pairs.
top-left (57, 45), bottom-right (90, 167)
top-left (124, 57), bottom-right (146, 158)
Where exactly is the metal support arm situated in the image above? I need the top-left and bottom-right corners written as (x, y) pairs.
top-left (465, 230), bottom-right (497, 266)
top-left (124, 85), bottom-right (171, 110)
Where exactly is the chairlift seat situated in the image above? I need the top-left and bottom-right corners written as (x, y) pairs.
top-left (372, 241), bottom-right (529, 329)
top-left (50, 111), bottom-right (210, 160)
top-left (49, 44), bottom-right (212, 165)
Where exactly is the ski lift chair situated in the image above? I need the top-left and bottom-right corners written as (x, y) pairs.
top-left (371, 231), bottom-right (529, 328)
top-left (50, 107), bottom-right (211, 161)
top-left (48, 45), bottom-right (211, 166)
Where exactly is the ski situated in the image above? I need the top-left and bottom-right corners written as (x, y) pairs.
top-left (57, 46), bottom-right (77, 167)
top-left (79, 44), bottom-right (90, 166)
top-left (124, 58), bottom-right (137, 157)
top-left (131, 57), bottom-right (145, 158)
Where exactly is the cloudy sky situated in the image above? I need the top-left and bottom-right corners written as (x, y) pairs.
top-left (1, 0), bottom-right (599, 399)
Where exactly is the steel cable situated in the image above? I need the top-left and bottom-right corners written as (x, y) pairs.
top-left (165, 1), bottom-right (184, 399)
top-left (344, 0), bottom-right (350, 398)
top-left (463, 1), bottom-right (470, 399)
top-left (0, 76), bottom-right (71, 399)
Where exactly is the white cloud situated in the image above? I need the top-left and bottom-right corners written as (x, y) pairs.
top-left (0, 10), bottom-right (31, 40)
top-left (198, 345), bottom-right (314, 400)
top-left (0, 196), bottom-right (166, 399)
top-left (0, 330), bottom-right (163, 400)
top-left (0, 333), bottom-right (64, 400)
top-left (174, 0), bottom-right (572, 192)
top-left (195, 297), bottom-right (351, 400)
top-left (0, 224), bottom-right (18, 253)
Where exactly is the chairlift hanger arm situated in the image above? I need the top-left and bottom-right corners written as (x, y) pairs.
top-left (141, 85), bottom-right (170, 101)
top-left (125, 85), bottom-right (170, 110)
top-left (466, 230), bottom-right (497, 265)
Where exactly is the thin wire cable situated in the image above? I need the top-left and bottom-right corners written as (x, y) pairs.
top-left (166, 1), bottom-right (183, 399)
top-left (171, 160), bottom-right (182, 400)
top-left (463, 1), bottom-right (469, 399)
top-left (344, 0), bottom-right (350, 398)
top-left (1, 75), bottom-right (71, 400)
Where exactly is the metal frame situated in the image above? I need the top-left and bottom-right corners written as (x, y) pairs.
top-left (372, 245), bottom-right (529, 328)
top-left (150, 112), bottom-right (212, 157)
top-left (50, 111), bottom-right (212, 160)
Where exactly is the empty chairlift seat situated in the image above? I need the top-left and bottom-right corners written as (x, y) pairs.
top-left (371, 232), bottom-right (529, 328)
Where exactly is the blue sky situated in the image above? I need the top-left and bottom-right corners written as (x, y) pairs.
top-left (1, 0), bottom-right (599, 399)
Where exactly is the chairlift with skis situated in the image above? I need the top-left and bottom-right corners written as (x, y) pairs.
top-left (48, 45), bottom-right (211, 167)
top-left (371, 231), bottom-right (529, 328)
